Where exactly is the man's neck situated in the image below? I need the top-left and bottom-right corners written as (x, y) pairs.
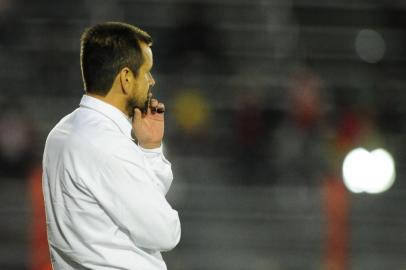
top-left (86, 92), bottom-right (129, 119)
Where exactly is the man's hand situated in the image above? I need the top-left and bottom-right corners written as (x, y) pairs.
top-left (132, 98), bottom-right (165, 149)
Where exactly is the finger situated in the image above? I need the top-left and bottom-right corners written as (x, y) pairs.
top-left (150, 98), bottom-right (158, 107)
top-left (147, 93), bottom-right (153, 107)
top-left (133, 108), bottom-right (142, 121)
top-left (150, 99), bottom-right (158, 113)
top-left (156, 103), bottom-right (165, 114)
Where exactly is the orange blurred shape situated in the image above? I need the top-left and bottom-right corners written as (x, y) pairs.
top-left (323, 177), bottom-right (350, 270)
top-left (28, 165), bottom-right (52, 270)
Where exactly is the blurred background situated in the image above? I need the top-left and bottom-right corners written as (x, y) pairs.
top-left (0, 0), bottom-right (406, 269)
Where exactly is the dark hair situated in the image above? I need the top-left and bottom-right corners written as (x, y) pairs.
top-left (80, 22), bottom-right (152, 95)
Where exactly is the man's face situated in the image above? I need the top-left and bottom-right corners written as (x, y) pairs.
top-left (128, 42), bottom-right (155, 114)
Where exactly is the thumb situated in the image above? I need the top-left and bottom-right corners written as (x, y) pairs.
top-left (133, 108), bottom-right (142, 122)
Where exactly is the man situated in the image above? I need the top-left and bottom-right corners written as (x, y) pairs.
top-left (42, 22), bottom-right (181, 269)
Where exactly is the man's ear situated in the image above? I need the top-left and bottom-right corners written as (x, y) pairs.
top-left (119, 67), bottom-right (133, 95)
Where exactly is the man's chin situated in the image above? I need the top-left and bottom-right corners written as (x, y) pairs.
top-left (127, 99), bottom-right (148, 117)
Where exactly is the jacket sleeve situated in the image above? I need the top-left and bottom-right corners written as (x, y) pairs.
top-left (138, 144), bottom-right (173, 195)
top-left (89, 149), bottom-right (181, 252)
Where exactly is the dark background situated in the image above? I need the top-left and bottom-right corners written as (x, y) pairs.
top-left (0, 0), bottom-right (405, 269)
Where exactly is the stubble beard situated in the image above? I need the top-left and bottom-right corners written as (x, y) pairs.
top-left (127, 94), bottom-right (149, 118)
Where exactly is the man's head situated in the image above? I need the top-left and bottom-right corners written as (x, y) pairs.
top-left (80, 22), bottom-right (155, 114)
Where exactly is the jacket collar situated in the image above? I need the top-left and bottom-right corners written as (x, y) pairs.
top-left (79, 95), bottom-right (132, 139)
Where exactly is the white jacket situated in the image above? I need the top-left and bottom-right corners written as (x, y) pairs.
top-left (42, 95), bottom-right (181, 270)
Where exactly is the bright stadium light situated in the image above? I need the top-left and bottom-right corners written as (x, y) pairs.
top-left (342, 147), bottom-right (396, 194)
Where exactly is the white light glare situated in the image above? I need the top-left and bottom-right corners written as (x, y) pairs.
top-left (342, 147), bottom-right (396, 194)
